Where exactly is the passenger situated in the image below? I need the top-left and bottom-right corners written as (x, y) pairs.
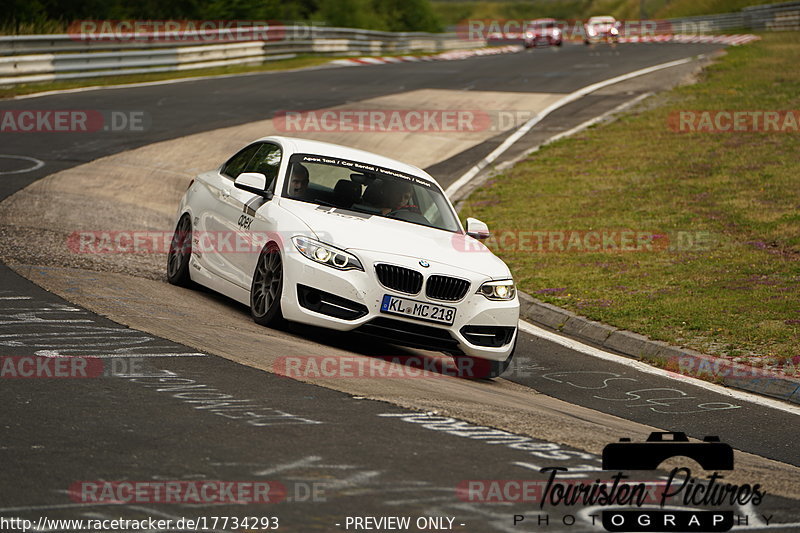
top-left (287, 163), bottom-right (310, 199)
top-left (382, 180), bottom-right (415, 215)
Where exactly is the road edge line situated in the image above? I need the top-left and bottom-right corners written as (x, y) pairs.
top-left (517, 320), bottom-right (800, 416)
top-left (444, 55), bottom-right (698, 199)
top-left (452, 91), bottom-right (655, 208)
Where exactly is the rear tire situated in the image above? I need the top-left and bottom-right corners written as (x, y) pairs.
top-left (453, 337), bottom-right (516, 379)
top-left (250, 242), bottom-right (284, 326)
top-left (166, 214), bottom-right (193, 287)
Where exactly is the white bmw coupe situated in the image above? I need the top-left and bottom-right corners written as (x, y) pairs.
top-left (167, 136), bottom-right (519, 377)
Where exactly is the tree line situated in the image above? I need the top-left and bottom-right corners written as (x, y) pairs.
top-left (2, 0), bottom-right (443, 34)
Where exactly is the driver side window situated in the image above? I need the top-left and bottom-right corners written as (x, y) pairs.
top-left (221, 143), bottom-right (261, 180)
top-left (244, 143), bottom-right (282, 192)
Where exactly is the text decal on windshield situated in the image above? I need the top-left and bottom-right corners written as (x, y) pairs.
top-left (294, 153), bottom-right (433, 189)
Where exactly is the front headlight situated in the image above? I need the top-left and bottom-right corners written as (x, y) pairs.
top-left (479, 280), bottom-right (516, 301)
top-left (610, 27), bottom-right (619, 34)
top-left (292, 236), bottom-right (364, 271)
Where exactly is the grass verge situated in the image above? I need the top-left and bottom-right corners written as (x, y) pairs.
top-left (461, 32), bottom-right (800, 372)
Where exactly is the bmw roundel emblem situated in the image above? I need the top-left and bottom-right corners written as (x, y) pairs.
top-left (419, 259), bottom-right (430, 268)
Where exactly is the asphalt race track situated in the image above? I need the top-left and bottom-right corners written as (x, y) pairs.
top-left (1, 42), bottom-right (799, 532)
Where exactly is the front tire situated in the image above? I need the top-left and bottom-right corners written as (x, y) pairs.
top-left (166, 214), bottom-right (193, 287)
top-left (250, 242), bottom-right (284, 326)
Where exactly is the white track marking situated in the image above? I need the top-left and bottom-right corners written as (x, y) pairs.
top-left (0, 155), bottom-right (45, 175)
top-left (445, 56), bottom-right (697, 198)
top-left (481, 91), bottom-right (653, 183)
top-left (517, 320), bottom-right (800, 417)
top-left (526, 91), bottom-right (653, 151)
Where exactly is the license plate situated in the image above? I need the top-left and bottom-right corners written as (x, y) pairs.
top-left (380, 294), bottom-right (456, 326)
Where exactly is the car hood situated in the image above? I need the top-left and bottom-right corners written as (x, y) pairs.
top-left (284, 200), bottom-right (511, 278)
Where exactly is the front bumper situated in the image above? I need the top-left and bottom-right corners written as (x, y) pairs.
top-left (279, 247), bottom-right (519, 361)
top-left (586, 32), bottom-right (619, 42)
top-left (526, 34), bottom-right (561, 46)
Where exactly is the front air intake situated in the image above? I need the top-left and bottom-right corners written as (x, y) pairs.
top-left (297, 285), bottom-right (368, 320)
top-left (357, 317), bottom-right (461, 353)
top-left (460, 326), bottom-right (516, 347)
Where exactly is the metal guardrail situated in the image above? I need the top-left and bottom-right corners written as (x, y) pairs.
top-left (743, 0), bottom-right (800, 30)
top-left (661, 1), bottom-right (800, 32)
top-left (0, 25), bottom-right (481, 86)
top-left (662, 13), bottom-right (745, 32)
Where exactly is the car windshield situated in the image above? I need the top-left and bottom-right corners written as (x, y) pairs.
top-left (527, 20), bottom-right (555, 28)
top-left (283, 153), bottom-right (461, 233)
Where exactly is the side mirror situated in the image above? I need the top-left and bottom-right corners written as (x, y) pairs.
top-left (234, 172), bottom-right (272, 199)
top-left (465, 217), bottom-right (490, 240)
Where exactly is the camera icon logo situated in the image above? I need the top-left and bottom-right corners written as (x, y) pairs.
top-left (602, 432), bottom-right (734, 471)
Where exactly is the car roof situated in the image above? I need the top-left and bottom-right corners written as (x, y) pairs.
top-left (588, 16), bottom-right (616, 23)
top-left (258, 135), bottom-right (436, 184)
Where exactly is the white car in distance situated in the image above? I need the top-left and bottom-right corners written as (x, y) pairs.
top-left (167, 136), bottom-right (519, 378)
top-left (584, 15), bottom-right (621, 44)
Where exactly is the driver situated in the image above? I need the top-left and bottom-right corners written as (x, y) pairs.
top-left (287, 163), bottom-right (310, 199)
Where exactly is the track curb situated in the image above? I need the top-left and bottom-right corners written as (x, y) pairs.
top-left (328, 44), bottom-right (523, 66)
top-left (518, 290), bottom-right (800, 405)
